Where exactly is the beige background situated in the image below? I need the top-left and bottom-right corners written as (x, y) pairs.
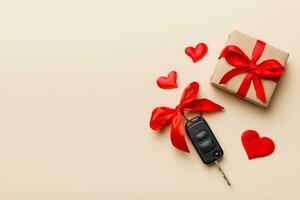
top-left (0, 0), bottom-right (299, 199)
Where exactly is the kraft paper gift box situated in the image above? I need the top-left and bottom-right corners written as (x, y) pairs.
top-left (210, 31), bottom-right (289, 107)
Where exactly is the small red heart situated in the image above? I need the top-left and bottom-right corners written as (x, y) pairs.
top-left (156, 71), bottom-right (178, 89)
top-left (241, 130), bottom-right (275, 160)
top-left (185, 43), bottom-right (208, 63)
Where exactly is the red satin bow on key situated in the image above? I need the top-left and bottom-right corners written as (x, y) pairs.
top-left (219, 40), bottom-right (285, 102)
top-left (150, 82), bottom-right (224, 152)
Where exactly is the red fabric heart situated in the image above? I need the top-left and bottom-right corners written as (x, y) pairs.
top-left (241, 130), bottom-right (275, 160)
top-left (156, 71), bottom-right (178, 89)
top-left (185, 43), bottom-right (208, 63)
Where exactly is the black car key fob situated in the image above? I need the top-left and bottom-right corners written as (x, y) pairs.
top-left (185, 116), bottom-right (223, 164)
top-left (185, 115), bottom-right (231, 186)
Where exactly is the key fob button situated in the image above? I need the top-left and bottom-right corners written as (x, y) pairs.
top-left (195, 131), bottom-right (208, 142)
top-left (213, 150), bottom-right (222, 158)
top-left (197, 138), bottom-right (215, 153)
top-left (185, 116), bottom-right (224, 164)
top-left (189, 126), bottom-right (201, 135)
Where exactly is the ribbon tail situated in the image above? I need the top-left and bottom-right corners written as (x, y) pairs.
top-left (170, 111), bottom-right (189, 153)
top-left (253, 75), bottom-right (266, 102)
top-left (184, 98), bottom-right (224, 112)
top-left (236, 72), bottom-right (253, 98)
top-left (219, 68), bottom-right (249, 84)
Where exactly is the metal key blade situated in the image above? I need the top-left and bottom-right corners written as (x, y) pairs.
top-left (214, 160), bottom-right (231, 186)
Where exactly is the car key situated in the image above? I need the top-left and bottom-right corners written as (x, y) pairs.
top-left (185, 115), bottom-right (231, 186)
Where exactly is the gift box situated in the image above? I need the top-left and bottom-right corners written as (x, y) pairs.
top-left (210, 31), bottom-right (289, 107)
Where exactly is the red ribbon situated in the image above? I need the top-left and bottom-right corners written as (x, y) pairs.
top-left (219, 40), bottom-right (285, 102)
top-left (150, 82), bottom-right (223, 153)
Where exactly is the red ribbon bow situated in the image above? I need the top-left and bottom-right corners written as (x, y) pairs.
top-left (150, 82), bottom-right (224, 152)
top-left (219, 40), bottom-right (285, 102)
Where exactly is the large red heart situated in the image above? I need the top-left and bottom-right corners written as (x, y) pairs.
top-left (241, 130), bottom-right (275, 160)
top-left (156, 70), bottom-right (178, 89)
top-left (185, 43), bottom-right (208, 63)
